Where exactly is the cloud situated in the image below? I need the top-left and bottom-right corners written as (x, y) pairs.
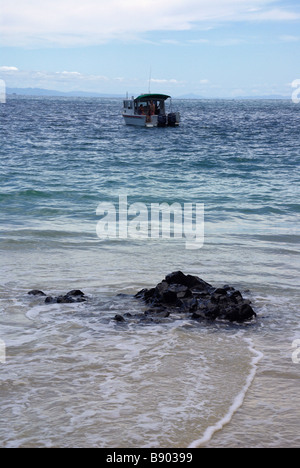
top-left (1, 0), bottom-right (299, 47)
top-left (59, 71), bottom-right (82, 76)
top-left (0, 65), bottom-right (187, 93)
top-left (151, 78), bottom-right (182, 84)
top-left (0, 66), bottom-right (19, 71)
top-left (161, 39), bottom-right (181, 45)
top-left (188, 39), bottom-right (210, 44)
top-left (248, 8), bottom-right (300, 21)
top-left (280, 35), bottom-right (300, 42)
top-left (0, 67), bottom-right (110, 91)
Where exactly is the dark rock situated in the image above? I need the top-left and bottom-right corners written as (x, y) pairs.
top-left (45, 296), bottom-right (56, 304)
top-left (223, 285), bottom-right (235, 292)
top-left (240, 303), bottom-right (257, 320)
top-left (43, 290), bottom-right (87, 304)
top-left (213, 288), bottom-right (228, 296)
top-left (229, 290), bottom-right (244, 304)
top-left (135, 272), bottom-right (257, 324)
top-left (225, 303), bottom-right (257, 323)
top-left (162, 290), bottom-right (178, 304)
top-left (165, 271), bottom-right (187, 285)
top-left (144, 307), bottom-right (170, 318)
top-left (179, 296), bottom-right (199, 312)
top-left (66, 290), bottom-right (85, 297)
top-left (165, 271), bottom-right (213, 292)
top-left (192, 307), bottom-right (219, 321)
top-left (62, 290), bottom-right (87, 302)
top-left (28, 290), bottom-right (46, 296)
top-left (191, 312), bottom-right (204, 320)
top-left (134, 288), bottom-right (148, 299)
top-left (139, 288), bottom-right (156, 303)
top-left (56, 295), bottom-right (76, 304)
top-left (155, 281), bottom-right (169, 295)
top-left (177, 290), bottom-right (192, 299)
top-left (114, 314), bottom-right (126, 322)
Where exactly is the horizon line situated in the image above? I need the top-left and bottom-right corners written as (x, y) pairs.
top-left (5, 86), bottom-right (291, 100)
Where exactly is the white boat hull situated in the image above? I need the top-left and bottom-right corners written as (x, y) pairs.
top-left (123, 114), bottom-right (147, 126)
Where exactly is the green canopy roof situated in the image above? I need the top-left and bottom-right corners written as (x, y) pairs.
top-left (135, 93), bottom-right (171, 101)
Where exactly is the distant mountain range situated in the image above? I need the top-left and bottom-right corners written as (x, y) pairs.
top-left (7, 87), bottom-right (124, 98)
top-left (176, 93), bottom-right (289, 100)
top-left (6, 87), bottom-right (290, 100)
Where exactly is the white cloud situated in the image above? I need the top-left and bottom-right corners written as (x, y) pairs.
top-left (0, 65), bottom-right (187, 93)
top-left (59, 71), bottom-right (82, 76)
top-left (280, 35), bottom-right (300, 43)
top-left (0, 67), bottom-right (111, 91)
top-left (248, 8), bottom-right (299, 21)
top-left (188, 39), bottom-right (210, 44)
top-left (0, 66), bottom-right (19, 71)
top-left (161, 39), bottom-right (181, 45)
top-left (0, 0), bottom-right (299, 47)
top-left (151, 78), bottom-right (182, 84)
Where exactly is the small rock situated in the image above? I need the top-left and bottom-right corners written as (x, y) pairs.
top-left (43, 290), bottom-right (87, 304)
top-left (45, 296), bottom-right (56, 304)
top-left (66, 290), bottom-right (85, 298)
top-left (56, 295), bottom-right (76, 304)
top-left (114, 314), bottom-right (125, 322)
top-left (28, 290), bottom-right (46, 297)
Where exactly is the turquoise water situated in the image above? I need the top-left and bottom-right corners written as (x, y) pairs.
top-left (0, 97), bottom-right (299, 447)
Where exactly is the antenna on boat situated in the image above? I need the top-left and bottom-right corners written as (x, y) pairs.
top-left (148, 67), bottom-right (152, 94)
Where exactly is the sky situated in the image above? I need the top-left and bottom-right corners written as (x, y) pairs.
top-left (0, 0), bottom-right (300, 97)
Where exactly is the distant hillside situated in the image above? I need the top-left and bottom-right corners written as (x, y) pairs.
top-left (235, 94), bottom-right (289, 100)
top-left (7, 87), bottom-right (124, 98)
top-left (176, 93), bottom-right (204, 99)
top-left (176, 93), bottom-right (289, 100)
top-left (6, 87), bottom-right (289, 100)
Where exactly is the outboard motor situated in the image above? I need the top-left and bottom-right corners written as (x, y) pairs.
top-left (167, 113), bottom-right (177, 127)
top-left (158, 115), bottom-right (167, 127)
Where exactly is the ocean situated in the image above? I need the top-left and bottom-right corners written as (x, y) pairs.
top-left (0, 96), bottom-right (299, 448)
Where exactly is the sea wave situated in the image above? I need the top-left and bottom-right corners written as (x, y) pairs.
top-left (188, 337), bottom-right (264, 448)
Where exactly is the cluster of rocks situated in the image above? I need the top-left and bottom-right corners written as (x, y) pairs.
top-left (28, 289), bottom-right (87, 304)
top-left (28, 271), bottom-right (257, 325)
top-left (133, 271), bottom-right (256, 323)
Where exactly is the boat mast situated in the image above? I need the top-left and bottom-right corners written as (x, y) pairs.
top-left (148, 67), bottom-right (152, 94)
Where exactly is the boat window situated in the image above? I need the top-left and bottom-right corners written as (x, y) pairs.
top-left (124, 100), bottom-right (133, 109)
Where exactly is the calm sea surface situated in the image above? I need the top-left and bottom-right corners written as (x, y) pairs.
top-left (0, 97), bottom-right (299, 448)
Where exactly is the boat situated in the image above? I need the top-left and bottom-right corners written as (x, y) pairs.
top-left (122, 93), bottom-right (180, 127)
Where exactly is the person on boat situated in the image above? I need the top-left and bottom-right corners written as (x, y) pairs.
top-left (138, 104), bottom-right (145, 115)
top-left (149, 100), bottom-right (155, 115)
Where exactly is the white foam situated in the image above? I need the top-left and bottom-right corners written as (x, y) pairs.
top-left (188, 338), bottom-right (264, 448)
